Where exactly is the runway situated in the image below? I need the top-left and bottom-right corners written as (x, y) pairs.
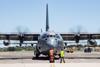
top-left (0, 51), bottom-right (100, 63)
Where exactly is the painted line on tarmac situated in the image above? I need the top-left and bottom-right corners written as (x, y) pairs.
top-left (65, 57), bottom-right (100, 59)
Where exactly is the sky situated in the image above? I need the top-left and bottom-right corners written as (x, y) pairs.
top-left (0, 0), bottom-right (100, 33)
top-left (0, 0), bottom-right (100, 47)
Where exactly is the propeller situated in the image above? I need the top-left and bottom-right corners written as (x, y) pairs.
top-left (16, 26), bottom-right (29, 47)
top-left (70, 26), bottom-right (82, 43)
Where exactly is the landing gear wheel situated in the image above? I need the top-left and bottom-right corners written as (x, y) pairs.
top-left (33, 51), bottom-right (40, 59)
top-left (34, 47), bottom-right (40, 59)
top-left (36, 52), bottom-right (40, 58)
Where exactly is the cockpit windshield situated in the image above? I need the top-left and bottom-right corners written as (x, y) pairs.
top-left (41, 34), bottom-right (56, 39)
top-left (47, 35), bottom-right (55, 37)
top-left (40, 32), bottom-right (62, 39)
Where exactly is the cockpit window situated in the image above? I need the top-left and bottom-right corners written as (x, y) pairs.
top-left (50, 35), bottom-right (55, 37)
top-left (41, 34), bottom-right (56, 39)
top-left (47, 35), bottom-right (55, 37)
top-left (40, 33), bottom-right (62, 39)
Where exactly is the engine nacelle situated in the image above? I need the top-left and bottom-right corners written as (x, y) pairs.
top-left (87, 39), bottom-right (97, 46)
top-left (3, 40), bottom-right (10, 46)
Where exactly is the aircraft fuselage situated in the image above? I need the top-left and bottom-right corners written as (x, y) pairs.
top-left (36, 31), bottom-right (64, 55)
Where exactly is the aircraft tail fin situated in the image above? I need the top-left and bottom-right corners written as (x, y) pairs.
top-left (46, 4), bottom-right (49, 32)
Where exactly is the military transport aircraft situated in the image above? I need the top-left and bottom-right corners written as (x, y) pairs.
top-left (0, 4), bottom-right (100, 58)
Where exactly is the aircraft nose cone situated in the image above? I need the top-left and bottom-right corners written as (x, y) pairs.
top-left (47, 38), bottom-right (57, 48)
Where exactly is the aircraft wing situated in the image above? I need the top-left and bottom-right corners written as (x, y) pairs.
top-left (0, 33), bottom-right (100, 41)
top-left (0, 33), bottom-right (40, 41)
top-left (61, 33), bottom-right (100, 41)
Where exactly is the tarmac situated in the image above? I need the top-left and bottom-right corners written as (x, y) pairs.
top-left (0, 51), bottom-right (100, 63)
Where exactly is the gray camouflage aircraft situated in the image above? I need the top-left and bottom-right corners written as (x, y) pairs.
top-left (0, 4), bottom-right (100, 58)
